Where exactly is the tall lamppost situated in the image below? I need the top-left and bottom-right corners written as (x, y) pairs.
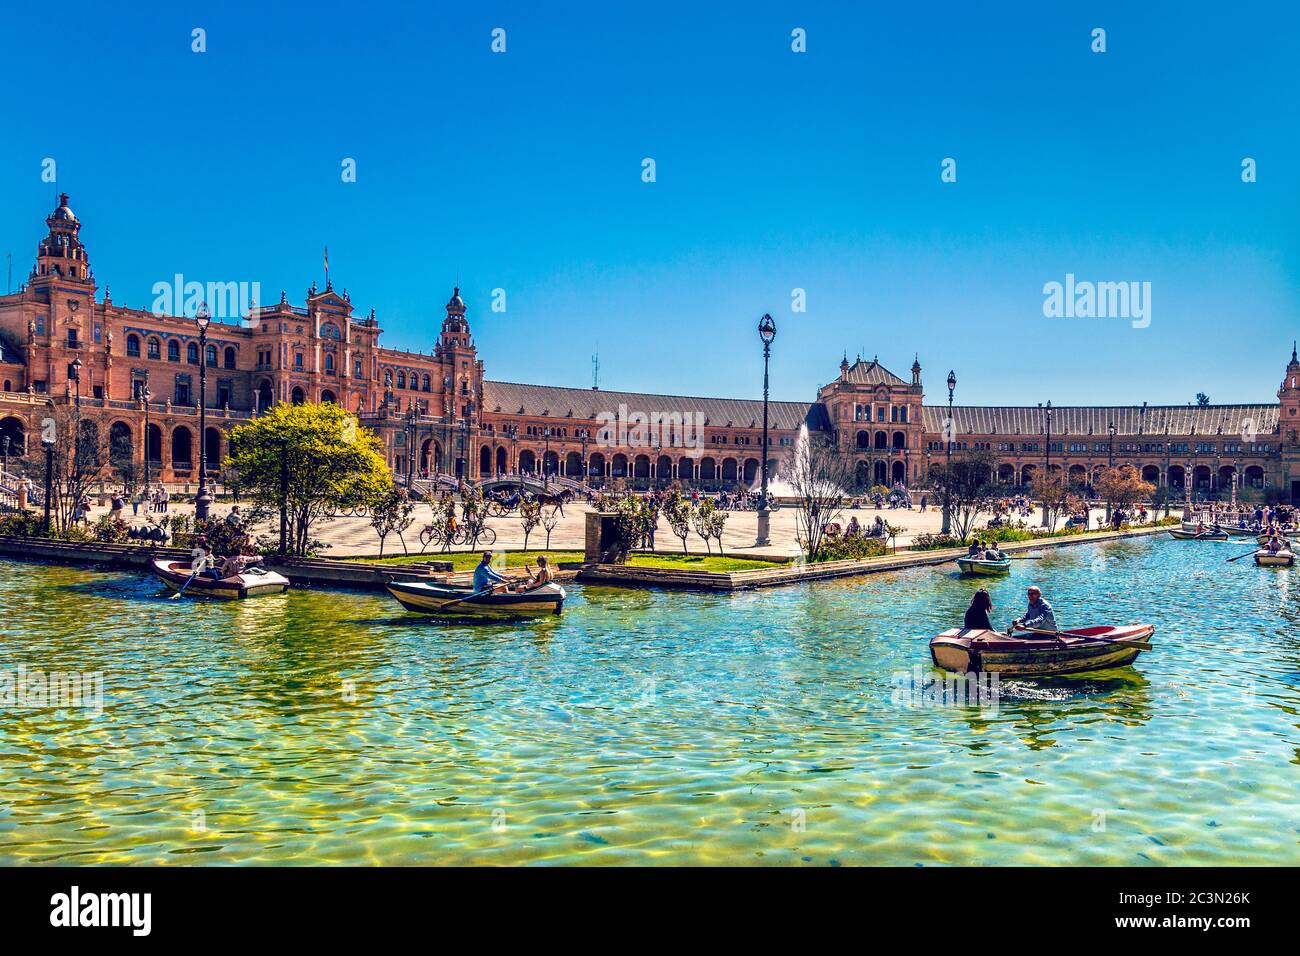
top-left (42, 425), bottom-right (55, 536)
top-left (1041, 399), bottom-right (1053, 526)
top-left (581, 433), bottom-right (590, 486)
top-left (542, 426), bottom-right (551, 491)
top-left (142, 385), bottom-right (153, 490)
top-left (70, 357), bottom-right (82, 411)
top-left (195, 303), bottom-right (213, 520)
top-left (1106, 420), bottom-right (1116, 522)
top-left (756, 313), bottom-right (776, 546)
top-left (2, 436), bottom-right (9, 477)
top-left (941, 369), bottom-right (955, 534)
top-left (405, 405), bottom-right (417, 486)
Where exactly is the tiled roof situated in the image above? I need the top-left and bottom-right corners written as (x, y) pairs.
top-left (839, 358), bottom-right (908, 387)
top-left (922, 403), bottom-right (1280, 437)
top-left (482, 380), bottom-right (830, 432)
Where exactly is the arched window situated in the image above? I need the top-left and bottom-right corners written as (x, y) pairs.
top-left (396, 371), bottom-right (406, 389)
top-left (410, 370), bottom-right (420, 390)
top-left (186, 342), bottom-right (199, 364)
top-left (155, 338), bottom-right (168, 360)
top-left (126, 334), bottom-right (141, 357)
top-left (205, 344), bottom-right (218, 367)
top-left (422, 375), bottom-right (431, 392)
top-left (320, 322), bottom-right (341, 340)
top-left (223, 347), bottom-right (236, 369)
top-left (324, 353), bottom-right (335, 372)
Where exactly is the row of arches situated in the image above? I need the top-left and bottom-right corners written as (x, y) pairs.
top-left (125, 334), bottom-right (238, 369)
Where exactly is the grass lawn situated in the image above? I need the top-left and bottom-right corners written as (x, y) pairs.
top-left (352, 549), bottom-right (786, 573)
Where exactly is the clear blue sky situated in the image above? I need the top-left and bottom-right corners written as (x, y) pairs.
top-left (2, 1), bottom-right (1297, 407)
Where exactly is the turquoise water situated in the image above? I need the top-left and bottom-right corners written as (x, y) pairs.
top-left (1, 536), bottom-right (1297, 865)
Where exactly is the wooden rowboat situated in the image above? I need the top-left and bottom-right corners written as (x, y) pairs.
top-left (1257, 533), bottom-right (1292, 545)
top-left (956, 556), bottom-right (1012, 576)
top-left (1254, 549), bottom-right (1295, 567)
top-left (386, 579), bottom-right (566, 617)
top-left (929, 624), bottom-right (1154, 676)
top-left (1168, 527), bottom-right (1228, 540)
top-left (152, 559), bottom-right (289, 599)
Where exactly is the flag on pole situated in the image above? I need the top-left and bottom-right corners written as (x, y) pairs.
top-left (323, 246), bottom-right (329, 278)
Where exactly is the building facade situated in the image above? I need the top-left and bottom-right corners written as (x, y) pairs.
top-left (0, 195), bottom-right (1290, 501)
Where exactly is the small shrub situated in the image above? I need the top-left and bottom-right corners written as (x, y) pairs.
top-left (909, 532), bottom-right (964, 551)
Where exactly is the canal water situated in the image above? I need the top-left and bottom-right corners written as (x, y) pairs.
top-left (1, 536), bottom-right (1297, 865)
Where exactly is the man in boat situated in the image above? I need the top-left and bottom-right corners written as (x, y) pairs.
top-left (473, 551), bottom-right (510, 595)
top-left (1010, 586), bottom-right (1057, 636)
top-left (983, 542), bottom-right (1007, 561)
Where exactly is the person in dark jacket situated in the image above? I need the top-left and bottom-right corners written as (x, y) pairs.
top-left (963, 588), bottom-right (994, 631)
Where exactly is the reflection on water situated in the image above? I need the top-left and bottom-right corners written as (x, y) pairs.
top-left (1, 536), bottom-right (1298, 865)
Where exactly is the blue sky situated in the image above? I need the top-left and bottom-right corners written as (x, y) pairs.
top-left (2, 1), bottom-right (1297, 407)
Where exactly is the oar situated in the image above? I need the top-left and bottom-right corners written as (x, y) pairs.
top-left (1226, 548), bottom-right (1262, 563)
top-left (436, 581), bottom-right (508, 610)
top-left (1015, 624), bottom-right (1151, 649)
top-left (170, 568), bottom-right (200, 599)
top-left (1007, 555), bottom-right (1042, 560)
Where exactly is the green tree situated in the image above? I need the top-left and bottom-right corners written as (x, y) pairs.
top-left (227, 402), bottom-right (389, 556)
top-left (369, 487), bottom-right (417, 557)
top-left (663, 489), bottom-right (693, 554)
top-left (519, 496), bottom-right (541, 551)
top-left (1196, 392), bottom-right (1210, 406)
top-left (692, 497), bottom-right (717, 555)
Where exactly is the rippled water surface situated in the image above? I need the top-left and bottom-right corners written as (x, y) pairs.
top-left (1, 537), bottom-right (1298, 865)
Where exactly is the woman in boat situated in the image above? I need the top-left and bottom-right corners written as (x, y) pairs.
top-left (515, 555), bottom-right (555, 592)
top-left (963, 588), bottom-right (994, 631)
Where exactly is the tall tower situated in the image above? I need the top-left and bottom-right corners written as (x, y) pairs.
top-left (33, 193), bottom-right (92, 286)
top-left (1278, 342), bottom-right (1300, 444)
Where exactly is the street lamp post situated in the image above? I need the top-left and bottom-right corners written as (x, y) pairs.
top-left (405, 406), bottom-right (417, 487)
top-left (142, 386), bottom-right (152, 490)
top-left (756, 314), bottom-right (776, 546)
top-left (195, 304), bottom-right (213, 521)
top-left (70, 357), bottom-right (82, 411)
top-left (2, 436), bottom-right (8, 477)
top-left (42, 427), bottom-right (55, 536)
top-left (581, 434), bottom-right (589, 486)
top-left (1105, 421), bottom-right (1116, 522)
top-left (542, 427), bottom-right (551, 491)
top-left (942, 370), bottom-right (955, 535)
top-left (1041, 400), bottom-right (1053, 527)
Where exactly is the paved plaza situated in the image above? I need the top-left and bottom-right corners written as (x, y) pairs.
top-left (72, 494), bottom-right (1163, 559)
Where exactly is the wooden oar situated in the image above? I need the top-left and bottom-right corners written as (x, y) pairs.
top-left (170, 568), bottom-right (200, 599)
top-left (1007, 555), bottom-right (1042, 560)
top-left (1226, 548), bottom-right (1262, 563)
top-left (436, 581), bottom-right (509, 610)
top-left (1015, 624), bottom-right (1151, 649)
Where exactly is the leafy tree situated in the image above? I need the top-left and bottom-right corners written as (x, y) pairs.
top-left (929, 450), bottom-right (998, 541)
top-left (22, 403), bottom-right (111, 534)
top-left (692, 497), bottom-right (717, 555)
top-left (707, 506), bottom-right (729, 556)
top-left (1196, 393), bottom-right (1210, 406)
top-left (786, 432), bottom-right (854, 560)
top-left (663, 489), bottom-right (693, 554)
top-left (541, 505), bottom-right (561, 550)
top-left (369, 487), bottom-right (416, 556)
top-left (519, 496), bottom-right (541, 551)
top-left (1029, 471), bottom-right (1073, 532)
top-left (1095, 465), bottom-right (1156, 525)
top-left (226, 402), bottom-right (389, 556)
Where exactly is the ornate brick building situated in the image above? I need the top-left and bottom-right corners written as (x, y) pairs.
top-left (0, 195), bottom-right (1288, 501)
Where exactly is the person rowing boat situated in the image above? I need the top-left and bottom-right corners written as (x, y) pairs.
top-left (473, 551), bottom-right (511, 595)
top-left (1009, 585), bottom-right (1056, 636)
